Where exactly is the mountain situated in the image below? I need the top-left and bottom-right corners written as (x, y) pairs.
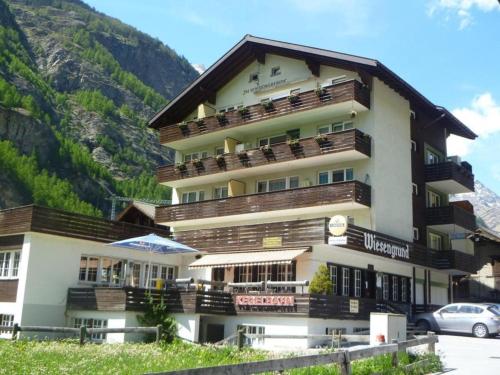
top-left (453, 180), bottom-right (500, 234)
top-left (0, 0), bottom-right (199, 217)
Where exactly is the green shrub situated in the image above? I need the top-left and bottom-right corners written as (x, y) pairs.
top-left (309, 264), bottom-right (333, 295)
top-left (137, 294), bottom-right (177, 343)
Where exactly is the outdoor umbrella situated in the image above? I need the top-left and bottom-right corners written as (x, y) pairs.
top-left (108, 233), bottom-right (198, 289)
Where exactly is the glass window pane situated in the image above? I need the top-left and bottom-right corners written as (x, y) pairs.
top-left (270, 134), bottom-right (287, 145)
top-left (188, 192), bottom-right (196, 203)
top-left (257, 181), bottom-right (267, 193)
top-left (289, 176), bottom-right (299, 189)
top-left (319, 172), bottom-right (329, 185)
top-left (184, 154), bottom-right (191, 162)
top-left (198, 191), bottom-right (205, 201)
top-left (269, 178), bottom-right (286, 192)
top-left (101, 258), bottom-right (112, 283)
top-left (259, 139), bottom-right (269, 147)
top-left (332, 123), bottom-right (343, 132)
top-left (12, 252), bottom-right (20, 277)
top-left (331, 170), bottom-right (345, 183)
top-left (343, 122), bottom-right (354, 130)
top-left (79, 256), bottom-right (88, 281)
top-left (318, 126), bottom-right (330, 134)
top-left (345, 168), bottom-right (354, 181)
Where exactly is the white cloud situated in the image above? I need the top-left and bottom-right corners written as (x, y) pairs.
top-left (428, 0), bottom-right (500, 29)
top-left (447, 92), bottom-right (500, 156)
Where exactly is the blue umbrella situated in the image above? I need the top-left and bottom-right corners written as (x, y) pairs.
top-left (108, 234), bottom-right (198, 289)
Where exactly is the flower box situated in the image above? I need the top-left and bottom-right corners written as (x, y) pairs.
top-left (261, 100), bottom-right (274, 111)
top-left (238, 106), bottom-right (250, 118)
top-left (287, 94), bottom-right (300, 104)
top-left (216, 112), bottom-right (227, 125)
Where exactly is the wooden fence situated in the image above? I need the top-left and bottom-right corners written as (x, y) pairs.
top-left (146, 333), bottom-right (438, 375)
top-left (1, 324), bottom-right (161, 345)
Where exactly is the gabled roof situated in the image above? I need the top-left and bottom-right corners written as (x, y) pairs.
top-left (116, 201), bottom-right (156, 222)
top-left (149, 35), bottom-right (476, 140)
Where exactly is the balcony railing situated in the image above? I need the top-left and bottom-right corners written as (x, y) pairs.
top-left (425, 161), bottom-right (474, 192)
top-left (157, 129), bottom-right (371, 184)
top-left (432, 250), bottom-right (478, 273)
top-left (426, 204), bottom-right (476, 232)
top-left (156, 181), bottom-right (371, 224)
top-left (67, 287), bottom-right (236, 315)
top-left (159, 79), bottom-right (370, 144)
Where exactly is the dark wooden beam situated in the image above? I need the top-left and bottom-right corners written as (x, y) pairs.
top-left (306, 59), bottom-right (320, 77)
top-left (253, 47), bottom-right (266, 64)
top-left (200, 86), bottom-right (216, 105)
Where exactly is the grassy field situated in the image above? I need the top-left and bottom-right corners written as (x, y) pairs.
top-left (0, 339), bottom-right (442, 375)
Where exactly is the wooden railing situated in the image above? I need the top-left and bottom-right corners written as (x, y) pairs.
top-left (425, 161), bottom-right (474, 191)
top-left (66, 287), bottom-right (236, 315)
top-left (0, 205), bottom-right (170, 243)
top-left (426, 204), bottom-right (476, 232)
top-left (157, 129), bottom-right (371, 183)
top-left (432, 249), bottom-right (478, 273)
top-left (156, 181), bottom-right (371, 223)
top-left (159, 79), bottom-right (370, 144)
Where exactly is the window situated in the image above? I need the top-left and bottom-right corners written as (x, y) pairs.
top-left (413, 227), bottom-right (419, 241)
top-left (73, 318), bottom-right (107, 341)
top-left (318, 121), bottom-right (354, 134)
top-left (410, 140), bottom-right (417, 152)
top-left (354, 269), bottom-right (362, 297)
top-left (270, 66), bottom-right (281, 77)
top-left (131, 262), bottom-right (141, 287)
top-left (215, 147), bottom-right (225, 156)
top-left (277, 264), bottom-right (293, 282)
top-left (392, 276), bottom-right (399, 301)
top-left (238, 265), bottom-right (251, 283)
top-left (249, 73), bottom-right (259, 82)
top-left (429, 232), bottom-right (443, 250)
top-left (184, 151), bottom-right (209, 162)
top-left (257, 176), bottom-right (299, 193)
top-left (401, 278), bottom-right (407, 302)
top-left (257, 265), bottom-right (268, 282)
top-left (0, 251), bottom-right (21, 279)
top-left (412, 183), bottom-right (418, 196)
top-left (426, 190), bottom-right (441, 208)
top-left (238, 325), bottom-right (265, 346)
top-left (145, 264), bottom-right (175, 287)
top-left (181, 191), bottom-right (205, 203)
top-left (318, 168), bottom-right (354, 185)
top-left (440, 305), bottom-right (458, 314)
top-left (330, 265), bottom-right (338, 295)
top-left (258, 134), bottom-right (287, 147)
top-left (382, 274), bottom-right (389, 300)
top-left (214, 186), bottom-right (228, 199)
top-left (79, 256), bottom-right (98, 282)
top-left (100, 258), bottom-right (124, 285)
top-left (0, 314), bottom-right (14, 334)
top-left (342, 268), bottom-right (350, 296)
top-left (425, 148), bottom-right (441, 165)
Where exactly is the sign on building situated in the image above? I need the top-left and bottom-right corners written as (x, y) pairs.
top-left (235, 295), bottom-right (295, 306)
top-left (328, 215), bottom-right (347, 236)
top-left (262, 236), bottom-right (283, 248)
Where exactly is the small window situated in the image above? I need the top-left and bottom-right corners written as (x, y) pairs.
top-left (382, 274), bottom-right (389, 300)
top-left (440, 305), bottom-right (458, 314)
top-left (429, 232), bottom-right (443, 250)
top-left (411, 140), bottom-right (417, 152)
top-left (249, 73), bottom-right (259, 82)
top-left (289, 176), bottom-right (299, 189)
top-left (271, 66), bottom-right (281, 77)
top-left (73, 318), bottom-right (107, 341)
top-left (427, 190), bottom-right (441, 208)
top-left (215, 147), bottom-right (225, 156)
top-left (318, 172), bottom-right (329, 185)
top-left (330, 265), bottom-right (338, 295)
top-left (317, 125), bottom-right (330, 135)
top-left (0, 250), bottom-right (21, 279)
top-left (412, 183), bottom-right (418, 196)
top-left (354, 269), bottom-right (362, 297)
top-left (214, 186), bottom-right (228, 199)
top-left (342, 268), bottom-right (350, 296)
top-left (392, 276), bottom-right (399, 302)
top-left (401, 278), bottom-right (407, 302)
top-left (413, 227), bottom-right (419, 241)
top-left (0, 314), bottom-right (14, 334)
top-left (181, 191), bottom-right (205, 203)
top-left (458, 305), bottom-right (483, 314)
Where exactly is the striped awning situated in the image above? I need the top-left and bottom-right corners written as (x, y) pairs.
top-left (188, 247), bottom-right (310, 269)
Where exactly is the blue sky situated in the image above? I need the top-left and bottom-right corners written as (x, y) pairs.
top-left (84, 0), bottom-right (500, 194)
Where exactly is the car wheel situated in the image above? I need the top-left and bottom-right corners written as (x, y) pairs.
top-left (416, 320), bottom-right (431, 332)
top-left (472, 323), bottom-right (489, 338)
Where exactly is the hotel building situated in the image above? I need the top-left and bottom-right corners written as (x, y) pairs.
top-left (150, 35), bottom-right (478, 346)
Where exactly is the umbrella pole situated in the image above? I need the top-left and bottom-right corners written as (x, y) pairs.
top-left (147, 244), bottom-right (152, 291)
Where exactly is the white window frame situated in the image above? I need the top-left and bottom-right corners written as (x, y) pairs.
top-left (410, 140), bottom-right (417, 152)
top-left (413, 227), bottom-right (419, 241)
top-left (382, 274), bottom-right (389, 300)
top-left (258, 133), bottom-right (287, 147)
top-left (317, 120), bottom-right (354, 135)
top-left (270, 66), bottom-right (281, 77)
top-left (401, 278), bottom-right (407, 302)
top-left (256, 176), bottom-right (299, 193)
top-left (426, 190), bottom-right (441, 208)
top-left (354, 269), bottom-right (362, 297)
top-left (330, 265), bottom-right (338, 295)
top-left (215, 146), bottom-right (225, 156)
top-left (412, 183), bottom-right (418, 196)
top-left (425, 148), bottom-right (441, 165)
top-left (392, 276), bottom-right (399, 302)
top-left (0, 250), bottom-right (21, 279)
top-left (184, 151), bottom-right (209, 162)
top-left (238, 324), bottom-right (265, 346)
top-left (257, 265), bottom-right (268, 282)
top-left (213, 186), bottom-right (228, 199)
top-left (429, 232), bottom-right (443, 250)
top-left (181, 191), bottom-right (205, 203)
top-left (238, 265), bottom-right (252, 283)
top-left (318, 168), bottom-right (354, 185)
top-left (73, 318), bottom-right (108, 342)
top-left (79, 256), bottom-right (99, 283)
top-left (277, 264), bottom-right (292, 282)
top-left (342, 267), bottom-right (350, 296)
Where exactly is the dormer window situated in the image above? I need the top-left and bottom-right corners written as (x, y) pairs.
top-left (271, 66), bottom-right (281, 77)
top-left (249, 73), bottom-right (259, 82)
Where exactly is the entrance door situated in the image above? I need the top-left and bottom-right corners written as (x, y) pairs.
top-left (205, 324), bottom-right (225, 343)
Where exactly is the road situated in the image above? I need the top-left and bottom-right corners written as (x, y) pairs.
top-left (435, 334), bottom-right (500, 374)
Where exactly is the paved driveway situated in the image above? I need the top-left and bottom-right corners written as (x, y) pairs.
top-left (435, 334), bottom-right (500, 374)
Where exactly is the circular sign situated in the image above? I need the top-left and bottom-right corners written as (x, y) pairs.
top-left (328, 215), bottom-right (347, 236)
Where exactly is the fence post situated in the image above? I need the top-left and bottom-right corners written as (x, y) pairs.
top-left (337, 329), bottom-right (342, 349)
top-left (427, 331), bottom-right (435, 354)
top-left (79, 326), bottom-right (87, 346)
top-left (339, 350), bottom-right (352, 375)
top-left (330, 330), bottom-right (335, 349)
top-left (156, 324), bottom-right (162, 344)
top-left (391, 339), bottom-right (399, 368)
top-left (11, 323), bottom-right (19, 341)
top-left (237, 328), bottom-right (245, 351)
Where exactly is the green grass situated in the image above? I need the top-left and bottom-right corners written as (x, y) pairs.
top-left (0, 340), bottom-right (442, 375)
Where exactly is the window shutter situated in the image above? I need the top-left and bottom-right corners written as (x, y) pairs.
top-left (234, 266), bottom-right (240, 282)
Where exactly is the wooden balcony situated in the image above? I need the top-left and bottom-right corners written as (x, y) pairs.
top-left (432, 250), bottom-right (478, 274)
top-left (159, 79), bottom-right (370, 145)
top-left (426, 203), bottom-right (476, 233)
top-left (156, 181), bottom-right (371, 227)
top-left (66, 287), bottom-right (236, 315)
top-left (157, 129), bottom-right (371, 187)
top-left (425, 161), bottom-right (474, 194)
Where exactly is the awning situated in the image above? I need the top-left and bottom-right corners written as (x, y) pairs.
top-left (188, 247), bottom-right (310, 269)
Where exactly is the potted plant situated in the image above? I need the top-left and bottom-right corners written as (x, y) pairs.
top-left (237, 149), bottom-right (249, 162)
top-left (191, 158), bottom-right (204, 169)
top-left (315, 134), bottom-right (328, 144)
top-left (315, 87), bottom-right (327, 98)
top-left (238, 106), bottom-right (250, 118)
top-left (178, 121), bottom-right (189, 132)
top-left (261, 100), bottom-right (274, 111)
top-left (287, 138), bottom-right (301, 148)
top-left (215, 112), bottom-right (227, 125)
top-left (215, 154), bottom-right (226, 167)
top-left (175, 163), bottom-right (187, 172)
top-left (194, 118), bottom-right (205, 129)
top-left (287, 93), bottom-right (300, 104)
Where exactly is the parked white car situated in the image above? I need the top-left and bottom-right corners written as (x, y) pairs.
top-left (415, 303), bottom-right (500, 338)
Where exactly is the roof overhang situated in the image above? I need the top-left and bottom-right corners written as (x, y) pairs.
top-left (148, 35), bottom-right (476, 140)
top-left (188, 247), bottom-right (310, 269)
